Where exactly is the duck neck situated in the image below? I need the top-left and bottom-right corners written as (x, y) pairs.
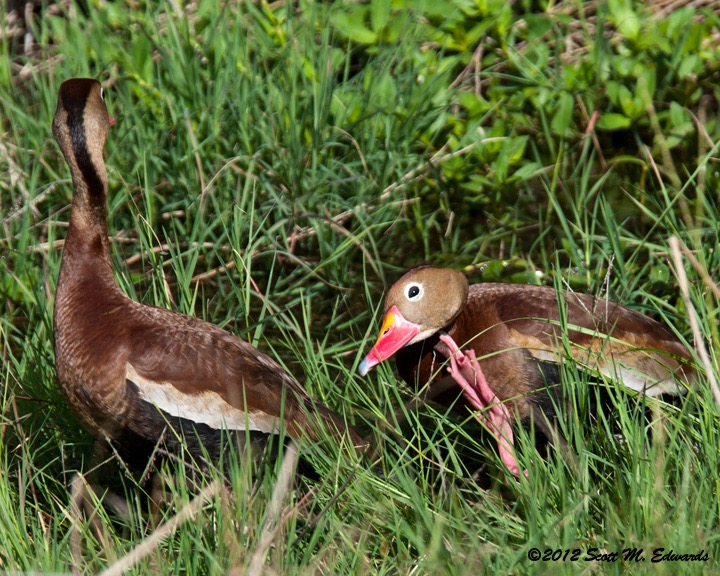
top-left (57, 144), bottom-right (117, 297)
top-left (62, 201), bottom-right (113, 273)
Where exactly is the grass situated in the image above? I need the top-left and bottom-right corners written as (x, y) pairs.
top-left (1, 0), bottom-right (720, 573)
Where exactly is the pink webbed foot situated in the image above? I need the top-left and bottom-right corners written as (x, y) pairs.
top-left (439, 333), bottom-right (526, 478)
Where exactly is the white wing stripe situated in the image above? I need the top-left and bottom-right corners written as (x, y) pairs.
top-left (126, 363), bottom-right (278, 433)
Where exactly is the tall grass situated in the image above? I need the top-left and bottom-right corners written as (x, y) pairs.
top-left (1, 0), bottom-right (719, 573)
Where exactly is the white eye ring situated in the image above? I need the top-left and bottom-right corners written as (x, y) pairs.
top-left (405, 282), bottom-right (423, 302)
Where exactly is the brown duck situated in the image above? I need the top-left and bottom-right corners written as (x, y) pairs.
top-left (52, 78), bottom-right (363, 469)
top-left (359, 266), bottom-right (694, 476)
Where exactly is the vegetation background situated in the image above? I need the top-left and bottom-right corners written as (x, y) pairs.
top-left (1, 0), bottom-right (719, 573)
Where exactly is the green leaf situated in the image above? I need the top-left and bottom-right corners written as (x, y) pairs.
top-left (131, 34), bottom-right (153, 83)
top-left (669, 101), bottom-right (687, 127)
top-left (649, 262), bottom-right (671, 284)
top-left (370, 0), bottom-right (391, 33)
top-left (608, 0), bottom-right (640, 41)
top-left (509, 161), bottom-right (543, 183)
top-left (634, 66), bottom-right (656, 110)
top-left (372, 71), bottom-right (397, 107)
top-left (596, 113), bottom-right (632, 131)
top-left (457, 92), bottom-right (491, 118)
top-left (678, 54), bottom-right (700, 79)
top-left (617, 85), bottom-right (636, 118)
top-left (506, 135), bottom-right (528, 164)
top-left (606, 81), bottom-right (622, 104)
top-left (551, 92), bottom-right (574, 137)
top-left (331, 10), bottom-right (377, 44)
top-left (523, 14), bottom-right (553, 41)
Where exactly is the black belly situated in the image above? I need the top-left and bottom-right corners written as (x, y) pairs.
top-left (113, 378), bottom-right (284, 475)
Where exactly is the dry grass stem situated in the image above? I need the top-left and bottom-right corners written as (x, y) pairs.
top-left (668, 235), bottom-right (720, 409)
top-left (242, 442), bottom-right (299, 576)
top-left (98, 481), bottom-right (224, 576)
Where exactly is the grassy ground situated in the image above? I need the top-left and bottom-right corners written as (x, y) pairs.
top-left (1, 0), bottom-right (719, 573)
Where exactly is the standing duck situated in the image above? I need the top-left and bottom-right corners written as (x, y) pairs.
top-left (358, 266), bottom-right (694, 476)
top-left (52, 78), bottom-right (363, 471)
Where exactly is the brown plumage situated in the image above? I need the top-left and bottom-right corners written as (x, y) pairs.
top-left (359, 265), bottom-right (694, 475)
top-left (52, 78), bottom-right (364, 468)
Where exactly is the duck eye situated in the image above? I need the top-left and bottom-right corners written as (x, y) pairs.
top-left (405, 282), bottom-right (423, 301)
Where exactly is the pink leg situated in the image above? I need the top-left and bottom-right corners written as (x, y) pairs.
top-left (439, 334), bottom-right (526, 477)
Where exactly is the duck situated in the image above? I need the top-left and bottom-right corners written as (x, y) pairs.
top-left (52, 78), bottom-right (364, 472)
top-left (358, 265), bottom-right (694, 476)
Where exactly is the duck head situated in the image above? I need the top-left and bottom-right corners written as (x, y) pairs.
top-left (358, 266), bottom-right (469, 376)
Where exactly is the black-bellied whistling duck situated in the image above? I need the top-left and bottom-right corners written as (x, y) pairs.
top-left (52, 78), bottom-right (364, 471)
top-left (358, 266), bottom-right (694, 476)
